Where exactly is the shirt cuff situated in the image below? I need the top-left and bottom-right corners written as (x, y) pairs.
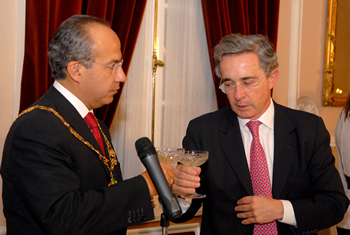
top-left (278, 200), bottom-right (297, 226)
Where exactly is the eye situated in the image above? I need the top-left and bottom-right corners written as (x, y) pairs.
top-left (243, 78), bottom-right (258, 86)
top-left (224, 81), bottom-right (235, 87)
top-left (243, 80), bottom-right (253, 86)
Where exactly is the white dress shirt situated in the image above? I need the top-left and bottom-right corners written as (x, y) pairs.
top-left (238, 98), bottom-right (296, 226)
top-left (53, 81), bottom-right (91, 118)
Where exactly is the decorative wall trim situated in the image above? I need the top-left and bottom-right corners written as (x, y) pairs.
top-left (288, 0), bottom-right (303, 109)
top-left (13, 0), bottom-right (26, 119)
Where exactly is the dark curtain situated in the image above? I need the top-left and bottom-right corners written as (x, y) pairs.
top-left (19, 0), bottom-right (147, 128)
top-left (201, 0), bottom-right (280, 109)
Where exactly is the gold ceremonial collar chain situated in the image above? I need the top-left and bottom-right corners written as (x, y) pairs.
top-left (13, 105), bottom-right (118, 186)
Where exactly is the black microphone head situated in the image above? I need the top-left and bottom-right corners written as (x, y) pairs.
top-left (135, 137), bottom-right (157, 160)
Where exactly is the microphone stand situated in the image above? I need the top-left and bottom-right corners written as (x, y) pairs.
top-left (160, 213), bottom-right (169, 235)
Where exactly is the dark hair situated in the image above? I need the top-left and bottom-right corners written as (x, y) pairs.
top-left (48, 15), bottom-right (110, 80)
top-left (213, 33), bottom-right (279, 78)
top-left (342, 93), bottom-right (350, 120)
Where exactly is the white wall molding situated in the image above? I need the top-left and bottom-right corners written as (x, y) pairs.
top-left (13, 0), bottom-right (26, 119)
top-left (288, 0), bottom-right (303, 109)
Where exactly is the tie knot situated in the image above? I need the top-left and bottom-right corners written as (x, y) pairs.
top-left (84, 112), bottom-right (98, 129)
top-left (246, 120), bottom-right (262, 138)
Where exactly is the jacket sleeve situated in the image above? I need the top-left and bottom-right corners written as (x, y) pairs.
top-left (2, 112), bottom-right (154, 234)
top-left (290, 116), bottom-right (349, 234)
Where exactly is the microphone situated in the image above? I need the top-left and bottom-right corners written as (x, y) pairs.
top-left (135, 137), bottom-right (182, 220)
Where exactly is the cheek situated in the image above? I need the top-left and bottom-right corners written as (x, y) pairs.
top-left (254, 90), bottom-right (271, 108)
top-left (226, 94), bottom-right (235, 102)
top-left (85, 78), bottom-right (106, 96)
top-left (91, 75), bottom-right (112, 89)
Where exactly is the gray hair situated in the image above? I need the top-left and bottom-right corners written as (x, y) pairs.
top-left (213, 33), bottom-right (279, 78)
top-left (48, 15), bottom-right (110, 80)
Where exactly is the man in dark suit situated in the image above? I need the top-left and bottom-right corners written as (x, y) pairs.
top-left (1, 15), bottom-right (174, 234)
top-left (171, 34), bottom-right (349, 234)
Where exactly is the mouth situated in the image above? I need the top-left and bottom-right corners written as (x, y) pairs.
top-left (112, 85), bottom-right (120, 93)
top-left (236, 103), bottom-right (249, 111)
top-left (109, 89), bottom-right (119, 96)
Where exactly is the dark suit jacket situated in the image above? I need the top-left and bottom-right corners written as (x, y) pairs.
top-left (1, 86), bottom-right (154, 235)
top-left (173, 103), bottom-right (349, 235)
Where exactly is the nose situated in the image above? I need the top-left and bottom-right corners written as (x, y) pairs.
top-left (114, 67), bottom-right (126, 83)
top-left (233, 85), bottom-right (245, 100)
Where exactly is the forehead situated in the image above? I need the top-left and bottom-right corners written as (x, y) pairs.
top-left (220, 53), bottom-right (263, 78)
top-left (88, 24), bottom-right (122, 59)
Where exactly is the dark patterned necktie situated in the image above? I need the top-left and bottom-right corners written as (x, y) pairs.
top-left (246, 120), bottom-right (278, 235)
top-left (84, 112), bottom-right (106, 156)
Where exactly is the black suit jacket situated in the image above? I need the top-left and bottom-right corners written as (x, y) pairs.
top-left (173, 103), bottom-right (349, 235)
top-left (1, 86), bottom-right (154, 235)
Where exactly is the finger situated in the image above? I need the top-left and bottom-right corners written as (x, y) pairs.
top-left (235, 204), bottom-right (251, 212)
top-left (176, 165), bottom-right (200, 175)
top-left (174, 176), bottom-right (200, 188)
top-left (172, 183), bottom-right (196, 195)
top-left (236, 211), bottom-right (257, 225)
top-left (173, 165), bottom-right (201, 195)
top-left (241, 217), bottom-right (256, 225)
top-left (193, 166), bottom-right (202, 175)
top-left (160, 162), bottom-right (175, 172)
top-left (160, 162), bottom-right (175, 177)
top-left (175, 168), bottom-right (200, 183)
top-left (172, 177), bottom-right (200, 195)
top-left (237, 196), bottom-right (253, 205)
top-left (159, 162), bottom-right (175, 186)
top-left (236, 211), bottom-right (251, 219)
top-left (166, 177), bottom-right (174, 187)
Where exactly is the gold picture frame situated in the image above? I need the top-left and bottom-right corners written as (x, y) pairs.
top-left (323, 0), bottom-right (349, 106)
top-left (323, 0), bottom-right (337, 106)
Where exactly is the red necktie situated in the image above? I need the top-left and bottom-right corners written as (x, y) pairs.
top-left (84, 112), bottom-right (106, 156)
top-left (246, 120), bottom-right (278, 235)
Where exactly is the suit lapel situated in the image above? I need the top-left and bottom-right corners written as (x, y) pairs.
top-left (217, 103), bottom-right (298, 198)
top-left (44, 86), bottom-right (112, 177)
top-left (219, 109), bottom-right (254, 195)
top-left (272, 103), bottom-right (297, 198)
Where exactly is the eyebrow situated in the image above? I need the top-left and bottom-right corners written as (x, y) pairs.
top-left (222, 76), bottom-right (259, 82)
top-left (107, 58), bottom-right (123, 65)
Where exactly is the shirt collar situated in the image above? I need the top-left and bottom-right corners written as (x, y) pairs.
top-left (238, 98), bottom-right (275, 130)
top-left (53, 81), bottom-right (90, 118)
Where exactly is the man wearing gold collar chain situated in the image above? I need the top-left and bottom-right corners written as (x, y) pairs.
top-left (1, 15), bottom-right (177, 235)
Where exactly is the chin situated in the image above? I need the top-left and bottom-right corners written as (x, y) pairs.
top-left (106, 97), bottom-right (114, 105)
top-left (97, 98), bottom-right (114, 108)
top-left (235, 111), bottom-right (253, 120)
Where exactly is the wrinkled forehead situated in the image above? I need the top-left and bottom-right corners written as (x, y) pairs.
top-left (221, 53), bottom-right (262, 72)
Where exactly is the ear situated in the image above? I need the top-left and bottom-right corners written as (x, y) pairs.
top-left (268, 69), bottom-right (279, 89)
top-left (67, 61), bottom-right (82, 82)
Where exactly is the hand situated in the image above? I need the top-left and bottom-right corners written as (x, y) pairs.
top-left (141, 162), bottom-right (175, 197)
top-left (171, 164), bottom-right (201, 196)
top-left (235, 195), bottom-right (283, 225)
